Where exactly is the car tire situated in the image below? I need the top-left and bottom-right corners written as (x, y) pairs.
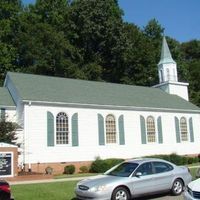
top-left (111, 186), bottom-right (130, 200)
top-left (171, 178), bottom-right (184, 196)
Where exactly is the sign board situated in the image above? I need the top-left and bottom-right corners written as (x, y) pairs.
top-left (0, 152), bottom-right (13, 177)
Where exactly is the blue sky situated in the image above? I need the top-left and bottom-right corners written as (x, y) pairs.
top-left (23, 0), bottom-right (200, 42)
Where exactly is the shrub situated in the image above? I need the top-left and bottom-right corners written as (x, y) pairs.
top-left (193, 157), bottom-right (199, 164)
top-left (187, 157), bottom-right (194, 165)
top-left (89, 157), bottom-right (108, 173)
top-left (104, 158), bottom-right (125, 169)
top-left (64, 165), bottom-right (75, 174)
top-left (168, 153), bottom-right (184, 165)
top-left (181, 156), bottom-right (188, 165)
top-left (45, 166), bottom-right (53, 175)
top-left (89, 157), bottom-right (124, 173)
top-left (79, 166), bottom-right (89, 173)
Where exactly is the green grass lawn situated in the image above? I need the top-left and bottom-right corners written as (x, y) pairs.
top-left (11, 181), bottom-right (78, 200)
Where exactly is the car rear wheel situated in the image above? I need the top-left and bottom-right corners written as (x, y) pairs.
top-left (171, 178), bottom-right (184, 196)
top-left (111, 187), bottom-right (130, 200)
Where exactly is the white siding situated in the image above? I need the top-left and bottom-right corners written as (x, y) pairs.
top-left (22, 104), bottom-right (200, 165)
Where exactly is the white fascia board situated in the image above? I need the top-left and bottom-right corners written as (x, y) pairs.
top-left (22, 100), bottom-right (200, 114)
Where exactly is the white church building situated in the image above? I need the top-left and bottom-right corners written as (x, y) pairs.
top-left (0, 37), bottom-right (200, 173)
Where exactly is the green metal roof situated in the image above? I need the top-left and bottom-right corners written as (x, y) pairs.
top-left (158, 36), bottom-right (176, 65)
top-left (0, 87), bottom-right (15, 108)
top-left (6, 72), bottom-right (200, 112)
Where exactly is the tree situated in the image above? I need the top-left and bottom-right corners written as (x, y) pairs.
top-left (119, 23), bottom-right (154, 86)
top-left (0, 115), bottom-right (18, 144)
top-left (68, 0), bottom-right (126, 82)
top-left (16, 0), bottom-right (81, 78)
top-left (181, 40), bottom-right (200, 106)
top-left (0, 0), bottom-right (22, 84)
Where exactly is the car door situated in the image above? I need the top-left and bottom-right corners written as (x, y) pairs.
top-left (131, 162), bottom-right (156, 196)
top-left (152, 161), bottom-right (174, 191)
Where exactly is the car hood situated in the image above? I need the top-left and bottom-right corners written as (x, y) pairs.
top-left (188, 178), bottom-right (200, 191)
top-left (78, 175), bottom-right (125, 188)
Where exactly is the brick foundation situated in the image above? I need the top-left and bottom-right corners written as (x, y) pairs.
top-left (23, 161), bottom-right (93, 175)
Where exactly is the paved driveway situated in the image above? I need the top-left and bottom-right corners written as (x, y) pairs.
top-left (135, 193), bottom-right (184, 200)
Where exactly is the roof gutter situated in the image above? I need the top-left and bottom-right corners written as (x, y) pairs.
top-left (22, 100), bottom-right (200, 114)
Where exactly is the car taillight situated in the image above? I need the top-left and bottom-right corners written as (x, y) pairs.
top-left (0, 185), bottom-right (10, 193)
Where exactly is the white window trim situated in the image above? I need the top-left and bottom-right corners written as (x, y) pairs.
top-left (146, 116), bottom-right (158, 144)
top-left (104, 114), bottom-right (119, 145)
top-left (55, 112), bottom-right (72, 147)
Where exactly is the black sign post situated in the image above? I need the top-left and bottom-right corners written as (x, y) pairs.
top-left (0, 153), bottom-right (13, 177)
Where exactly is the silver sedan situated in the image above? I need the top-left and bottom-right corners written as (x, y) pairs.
top-left (75, 158), bottom-right (192, 200)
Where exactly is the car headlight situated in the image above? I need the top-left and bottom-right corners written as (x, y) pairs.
top-left (89, 185), bottom-right (108, 192)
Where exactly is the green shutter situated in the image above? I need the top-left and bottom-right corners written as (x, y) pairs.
top-left (140, 115), bottom-right (146, 144)
top-left (157, 116), bottom-right (163, 144)
top-left (0, 108), bottom-right (5, 120)
top-left (118, 115), bottom-right (125, 145)
top-left (98, 114), bottom-right (105, 145)
top-left (47, 111), bottom-right (54, 146)
top-left (189, 117), bottom-right (194, 142)
top-left (175, 117), bottom-right (180, 143)
top-left (72, 113), bottom-right (79, 146)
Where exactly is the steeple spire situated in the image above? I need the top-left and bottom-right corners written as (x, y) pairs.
top-left (158, 36), bottom-right (176, 65)
top-left (154, 36), bottom-right (189, 101)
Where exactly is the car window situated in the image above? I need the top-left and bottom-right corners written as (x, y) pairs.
top-left (153, 161), bottom-right (173, 173)
top-left (135, 162), bottom-right (153, 176)
top-left (106, 162), bottom-right (139, 177)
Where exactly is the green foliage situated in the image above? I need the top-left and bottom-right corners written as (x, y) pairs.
top-left (79, 166), bottom-right (89, 173)
top-left (64, 165), bottom-right (75, 174)
top-left (0, 115), bottom-right (19, 144)
top-left (146, 153), bottom-right (199, 165)
top-left (0, 0), bottom-right (22, 82)
top-left (89, 157), bottom-right (124, 173)
top-left (0, 0), bottom-right (199, 106)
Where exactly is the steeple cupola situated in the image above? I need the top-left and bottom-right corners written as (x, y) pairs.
top-left (153, 36), bottom-right (189, 101)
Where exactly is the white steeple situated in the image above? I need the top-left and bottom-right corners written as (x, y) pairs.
top-left (153, 36), bottom-right (189, 101)
top-left (158, 36), bottom-right (178, 83)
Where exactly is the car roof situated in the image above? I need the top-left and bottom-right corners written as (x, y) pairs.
top-left (125, 158), bottom-right (173, 165)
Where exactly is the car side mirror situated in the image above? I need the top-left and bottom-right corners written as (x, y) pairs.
top-left (135, 172), bottom-right (142, 177)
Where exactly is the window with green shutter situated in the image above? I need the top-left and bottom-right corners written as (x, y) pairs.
top-left (98, 114), bottom-right (105, 145)
top-left (157, 116), bottom-right (163, 144)
top-left (72, 113), bottom-right (79, 146)
top-left (118, 115), bottom-right (125, 145)
top-left (189, 117), bottom-right (194, 142)
top-left (140, 115), bottom-right (146, 144)
top-left (174, 117), bottom-right (180, 143)
top-left (47, 111), bottom-right (54, 146)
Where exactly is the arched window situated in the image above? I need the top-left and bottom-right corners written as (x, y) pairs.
top-left (180, 117), bottom-right (188, 141)
top-left (146, 116), bottom-right (156, 143)
top-left (106, 114), bottom-right (116, 144)
top-left (56, 112), bottom-right (69, 144)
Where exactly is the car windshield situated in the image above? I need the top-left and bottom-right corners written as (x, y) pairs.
top-left (106, 162), bottom-right (139, 177)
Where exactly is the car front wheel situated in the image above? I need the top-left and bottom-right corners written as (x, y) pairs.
top-left (171, 179), bottom-right (184, 196)
top-left (111, 187), bottom-right (130, 200)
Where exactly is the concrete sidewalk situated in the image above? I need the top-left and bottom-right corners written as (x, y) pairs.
top-left (9, 176), bottom-right (88, 185)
